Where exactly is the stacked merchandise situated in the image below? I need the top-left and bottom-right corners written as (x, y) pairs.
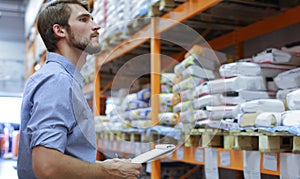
top-left (159, 73), bottom-right (181, 127)
top-left (99, 88), bottom-right (151, 134)
top-left (217, 62), bottom-right (280, 129)
top-left (92, 0), bottom-right (150, 51)
top-left (172, 46), bottom-right (226, 133)
top-left (226, 48), bottom-right (300, 131)
top-left (120, 88), bottom-right (152, 129)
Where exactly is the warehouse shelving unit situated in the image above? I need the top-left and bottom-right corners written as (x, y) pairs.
top-left (91, 0), bottom-right (300, 178)
top-left (23, 0), bottom-right (300, 178)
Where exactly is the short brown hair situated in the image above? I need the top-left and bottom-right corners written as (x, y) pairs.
top-left (37, 0), bottom-right (89, 52)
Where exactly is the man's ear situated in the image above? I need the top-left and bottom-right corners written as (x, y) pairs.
top-left (53, 24), bottom-right (66, 38)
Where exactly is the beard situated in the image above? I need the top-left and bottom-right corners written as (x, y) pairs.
top-left (67, 28), bottom-right (101, 54)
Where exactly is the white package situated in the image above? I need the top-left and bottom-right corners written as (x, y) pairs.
top-left (192, 94), bottom-right (222, 109)
top-left (193, 76), bottom-right (266, 97)
top-left (193, 109), bottom-right (209, 120)
top-left (239, 99), bottom-right (285, 113)
top-left (253, 48), bottom-right (300, 66)
top-left (205, 105), bottom-right (238, 120)
top-left (282, 110), bottom-right (300, 126)
top-left (286, 89), bottom-right (300, 110)
top-left (274, 68), bottom-right (300, 89)
top-left (180, 109), bottom-right (195, 123)
top-left (173, 76), bottom-right (205, 93)
top-left (255, 112), bottom-right (282, 127)
top-left (179, 89), bottom-right (194, 102)
top-left (259, 63), bottom-right (296, 78)
top-left (220, 90), bottom-right (272, 105)
top-left (219, 62), bottom-right (261, 77)
top-left (174, 53), bottom-right (220, 74)
top-left (182, 65), bottom-right (217, 80)
top-left (159, 93), bottom-right (180, 106)
top-left (276, 88), bottom-right (298, 101)
top-left (173, 101), bottom-right (193, 112)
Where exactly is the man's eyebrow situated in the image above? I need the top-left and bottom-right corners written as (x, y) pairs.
top-left (77, 13), bottom-right (92, 19)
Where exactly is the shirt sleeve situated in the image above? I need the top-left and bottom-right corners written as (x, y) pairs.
top-left (27, 72), bottom-right (76, 153)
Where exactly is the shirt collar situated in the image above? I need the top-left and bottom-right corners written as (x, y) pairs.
top-left (45, 52), bottom-right (85, 88)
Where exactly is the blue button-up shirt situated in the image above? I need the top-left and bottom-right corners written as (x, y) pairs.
top-left (17, 52), bottom-right (96, 179)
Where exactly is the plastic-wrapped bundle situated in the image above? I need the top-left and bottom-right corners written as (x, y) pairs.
top-left (193, 109), bottom-right (209, 121)
top-left (220, 90), bottom-right (272, 105)
top-left (253, 48), bottom-right (300, 66)
top-left (159, 93), bottom-right (181, 106)
top-left (276, 88), bottom-right (298, 101)
top-left (184, 45), bottom-right (227, 69)
top-left (179, 89), bottom-right (194, 102)
top-left (173, 101), bottom-right (193, 112)
top-left (282, 110), bottom-right (300, 126)
top-left (158, 112), bottom-right (179, 126)
top-left (126, 100), bottom-right (149, 111)
top-left (238, 113), bottom-right (258, 127)
top-left (182, 65), bottom-right (217, 80)
top-left (137, 88), bottom-right (151, 102)
top-left (238, 99), bottom-right (285, 113)
top-left (255, 112), bottom-right (282, 127)
top-left (173, 76), bottom-right (206, 93)
top-left (205, 105), bottom-right (238, 120)
top-left (161, 73), bottom-right (176, 86)
top-left (161, 84), bottom-right (173, 93)
top-left (274, 68), bottom-right (300, 89)
top-left (193, 76), bottom-right (266, 97)
top-left (192, 94), bottom-right (221, 109)
top-left (174, 50), bottom-right (222, 75)
top-left (160, 104), bottom-right (173, 113)
top-left (219, 62), bottom-right (261, 77)
top-left (286, 89), bottom-right (300, 110)
top-left (259, 63), bottom-right (296, 78)
top-left (179, 109), bottom-right (195, 123)
top-left (127, 107), bottom-right (151, 120)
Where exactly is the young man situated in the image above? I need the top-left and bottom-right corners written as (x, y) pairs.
top-left (17, 0), bottom-right (142, 178)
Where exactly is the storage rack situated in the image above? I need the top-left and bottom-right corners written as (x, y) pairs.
top-left (90, 0), bottom-right (300, 178)
top-left (24, 0), bottom-right (300, 178)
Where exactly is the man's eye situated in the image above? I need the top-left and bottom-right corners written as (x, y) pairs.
top-left (79, 18), bottom-right (88, 22)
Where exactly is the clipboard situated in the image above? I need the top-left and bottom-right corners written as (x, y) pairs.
top-left (131, 144), bottom-right (176, 163)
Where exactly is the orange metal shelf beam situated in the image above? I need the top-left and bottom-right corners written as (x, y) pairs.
top-left (150, 18), bottom-right (161, 179)
top-left (96, 0), bottom-right (222, 68)
top-left (165, 146), bottom-right (280, 176)
top-left (209, 5), bottom-right (300, 50)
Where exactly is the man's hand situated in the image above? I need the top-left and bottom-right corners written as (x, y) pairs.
top-left (99, 159), bottom-right (142, 179)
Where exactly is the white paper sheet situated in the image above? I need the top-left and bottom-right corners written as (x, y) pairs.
top-left (280, 153), bottom-right (300, 179)
top-left (195, 148), bottom-right (204, 162)
top-left (243, 151), bottom-right (261, 179)
top-left (205, 148), bottom-right (219, 179)
top-left (220, 151), bottom-right (230, 166)
top-left (263, 153), bottom-right (277, 171)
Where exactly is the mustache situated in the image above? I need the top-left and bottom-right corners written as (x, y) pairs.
top-left (91, 32), bottom-right (99, 37)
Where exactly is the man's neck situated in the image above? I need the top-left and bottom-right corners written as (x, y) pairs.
top-left (55, 47), bottom-right (87, 71)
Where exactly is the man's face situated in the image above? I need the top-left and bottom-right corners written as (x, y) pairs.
top-left (66, 4), bottom-right (101, 54)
